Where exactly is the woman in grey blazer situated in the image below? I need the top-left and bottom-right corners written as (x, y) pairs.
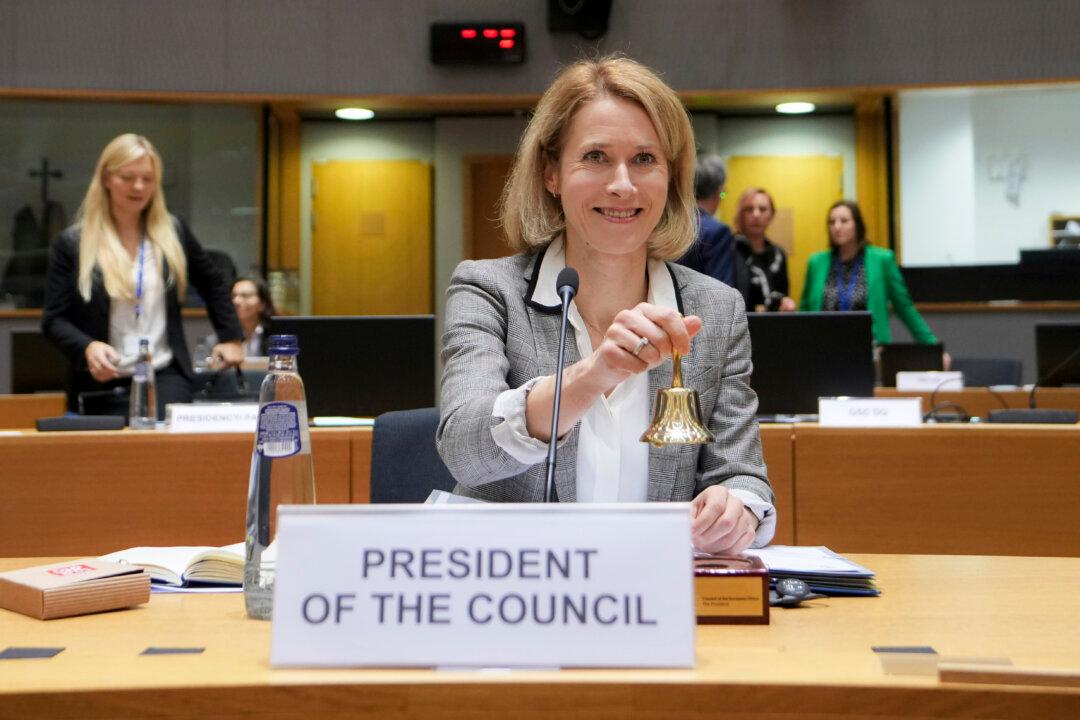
top-left (438, 56), bottom-right (774, 555)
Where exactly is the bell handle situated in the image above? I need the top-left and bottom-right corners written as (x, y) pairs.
top-left (671, 350), bottom-right (684, 388)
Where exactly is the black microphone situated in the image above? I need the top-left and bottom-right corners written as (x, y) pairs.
top-left (544, 266), bottom-right (579, 503)
top-left (988, 341), bottom-right (1080, 423)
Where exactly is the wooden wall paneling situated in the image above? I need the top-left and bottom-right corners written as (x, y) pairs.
top-left (267, 104), bottom-right (303, 271)
top-left (854, 93), bottom-right (891, 249)
top-left (463, 155), bottom-right (515, 261)
top-left (0, 392), bottom-right (66, 429)
top-left (349, 426), bottom-right (373, 504)
top-left (759, 424), bottom-right (795, 545)
top-left (0, 429), bottom-right (351, 557)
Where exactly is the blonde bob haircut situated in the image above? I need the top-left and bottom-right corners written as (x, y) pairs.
top-left (76, 133), bottom-right (187, 303)
top-left (499, 55), bottom-right (697, 261)
top-left (733, 187), bottom-right (776, 236)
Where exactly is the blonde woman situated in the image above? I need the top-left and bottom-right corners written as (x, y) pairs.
top-left (733, 188), bottom-right (795, 312)
top-left (436, 57), bottom-right (774, 555)
top-left (42, 134), bottom-right (243, 414)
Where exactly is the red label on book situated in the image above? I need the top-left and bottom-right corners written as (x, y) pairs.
top-left (47, 563), bottom-right (97, 577)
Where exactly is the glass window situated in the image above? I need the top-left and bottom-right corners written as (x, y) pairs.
top-left (898, 83), bottom-right (1080, 266)
top-left (0, 99), bottom-right (261, 308)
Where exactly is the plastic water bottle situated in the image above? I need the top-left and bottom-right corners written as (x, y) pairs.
top-left (244, 334), bottom-right (316, 620)
top-left (128, 337), bottom-right (157, 429)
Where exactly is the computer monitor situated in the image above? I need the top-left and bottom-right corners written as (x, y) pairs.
top-left (269, 315), bottom-right (435, 417)
top-left (878, 342), bottom-right (945, 387)
top-left (1036, 323), bottom-right (1080, 387)
top-left (746, 311), bottom-right (875, 416)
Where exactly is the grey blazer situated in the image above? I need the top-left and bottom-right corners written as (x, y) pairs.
top-left (437, 247), bottom-right (772, 506)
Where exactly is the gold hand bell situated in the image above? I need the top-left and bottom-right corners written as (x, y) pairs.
top-left (640, 350), bottom-right (715, 447)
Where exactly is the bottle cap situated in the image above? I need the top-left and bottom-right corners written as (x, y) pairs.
top-left (268, 334), bottom-right (299, 356)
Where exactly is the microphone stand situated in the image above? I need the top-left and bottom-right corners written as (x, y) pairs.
top-left (544, 267), bottom-right (578, 503)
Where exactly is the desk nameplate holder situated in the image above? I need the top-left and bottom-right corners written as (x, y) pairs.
top-left (819, 397), bottom-right (923, 427)
top-left (896, 371), bottom-right (964, 392)
top-left (166, 403), bottom-right (258, 433)
top-left (270, 504), bottom-right (695, 669)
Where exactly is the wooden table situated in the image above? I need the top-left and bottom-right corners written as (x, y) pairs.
top-left (875, 387), bottom-right (1080, 418)
top-left (792, 423), bottom-right (1080, 556)
top-left (1, 554), bottom-right (1078, 718)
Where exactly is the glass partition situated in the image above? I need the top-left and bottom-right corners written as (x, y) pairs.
top-left (0, 99), bottom-right (261, 308)
top-left (898, 83), bottom-right (1080, 266)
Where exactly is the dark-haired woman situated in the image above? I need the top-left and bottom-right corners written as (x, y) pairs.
top-left (800, 200), bottom-right (938, 345)
top-left (231, 277), bottom-right (275, 356)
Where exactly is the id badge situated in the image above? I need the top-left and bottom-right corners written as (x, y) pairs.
top-left (122, 334), bottom-right (141, 358)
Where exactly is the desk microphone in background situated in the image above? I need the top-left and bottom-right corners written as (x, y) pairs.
top-left (544, 266), bottom-right (579, 503)
top-left (988, 342), bottom-right (1080, 424)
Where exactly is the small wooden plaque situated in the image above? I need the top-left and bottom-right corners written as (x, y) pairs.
top-left (694, 554), bottom-right (769, 624)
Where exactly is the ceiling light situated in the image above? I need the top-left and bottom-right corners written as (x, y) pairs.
top-left (775, 102), bottom-right (816, 115)
top-left (335, 107), bottom-right (375, 121)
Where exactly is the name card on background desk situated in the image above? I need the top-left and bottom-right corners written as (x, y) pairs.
top-left (896, 371), bottom-right (964, 392)
top-left (270, 504), bottom-right (695, 669)
top-left (819, 397), bottom-right (922, 427)
top-left (166, 403), bottom-right (258, 433)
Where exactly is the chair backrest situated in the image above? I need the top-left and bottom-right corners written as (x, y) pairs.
top-left (952, 357), bottom-right (1023, 386)
top-left (370, 407), bottom-right (457, 503)
top-left (192, 369), bottom-right (266, 403)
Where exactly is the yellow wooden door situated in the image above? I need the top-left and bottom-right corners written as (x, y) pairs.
top-left (311, 159), bottom-right (432, 315)
top-left (719, 155), bottom-right (844, 305)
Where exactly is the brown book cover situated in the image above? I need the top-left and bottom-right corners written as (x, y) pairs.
top-left (0, 559), bottom-right (151, 620)
top-left (694, 554), bottom-right (770, 624)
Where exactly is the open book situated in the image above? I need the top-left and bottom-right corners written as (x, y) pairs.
top-left (99, 543), bottom-right (246, 588)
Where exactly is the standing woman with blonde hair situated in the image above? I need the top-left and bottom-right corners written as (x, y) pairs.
top-left (437, 56), bottom-right (774, 555)
top-left (43, 133), bottom-right (243, 414)
top-left (733, 187), bottom-right (795, 312)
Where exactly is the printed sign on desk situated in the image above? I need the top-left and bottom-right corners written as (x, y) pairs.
top-left (166, 403), bottom-right (258, 433)
top-left (270, 504), bottom-right (695, 668)
top-left (819, 396), bottom-right (923, 427)
top-left (896, 371), bottom-right (964, 392)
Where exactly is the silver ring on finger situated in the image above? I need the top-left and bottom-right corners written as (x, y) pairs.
top-left (631, 335), bottom-right (650, 357)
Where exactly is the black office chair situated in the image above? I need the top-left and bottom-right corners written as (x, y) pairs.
top-left (192, 369), bottom-right (266, 403)
top-left (370, 407), bottom-right (457, 503)
top-left (951, 357), bottom-right (1023, 386)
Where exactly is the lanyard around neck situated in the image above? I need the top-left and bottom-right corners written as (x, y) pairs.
top-left (134, 240), bottom-right (147, 326)
top-left (832, 254), bottom-right (862, 311)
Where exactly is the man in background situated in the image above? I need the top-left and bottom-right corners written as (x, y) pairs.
top-left (677, 155), bottom-right (736, 288)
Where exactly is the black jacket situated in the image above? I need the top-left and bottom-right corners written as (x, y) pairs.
top-left (42, 217), bottom-right (242, 395)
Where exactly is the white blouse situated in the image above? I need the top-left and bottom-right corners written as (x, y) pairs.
top-left (108, 240), bottom-right (173, 375)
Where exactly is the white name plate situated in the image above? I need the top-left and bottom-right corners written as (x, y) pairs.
top-left (270, 504), bottom-right (695, 669)
top-left (819, 397), bottom-right (922, 427)
top-left (896, 371), bottom-right (964, 392)
top-left (166, 403), bottom-right (258, 433)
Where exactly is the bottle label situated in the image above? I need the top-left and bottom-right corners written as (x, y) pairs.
top-left (256, 401), bottom-right (310, 457)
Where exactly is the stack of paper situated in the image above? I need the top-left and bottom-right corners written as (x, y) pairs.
top-left (744, 545), bottom-right (879, 596)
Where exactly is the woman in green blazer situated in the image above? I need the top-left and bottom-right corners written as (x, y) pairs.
top-left (799, 200), bottom-right (938, 345)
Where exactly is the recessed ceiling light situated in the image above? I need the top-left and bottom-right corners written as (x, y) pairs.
top-left (775, 102), bottom-right (816, 115)
top-left (335, 107), bottom-right (375, 121)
